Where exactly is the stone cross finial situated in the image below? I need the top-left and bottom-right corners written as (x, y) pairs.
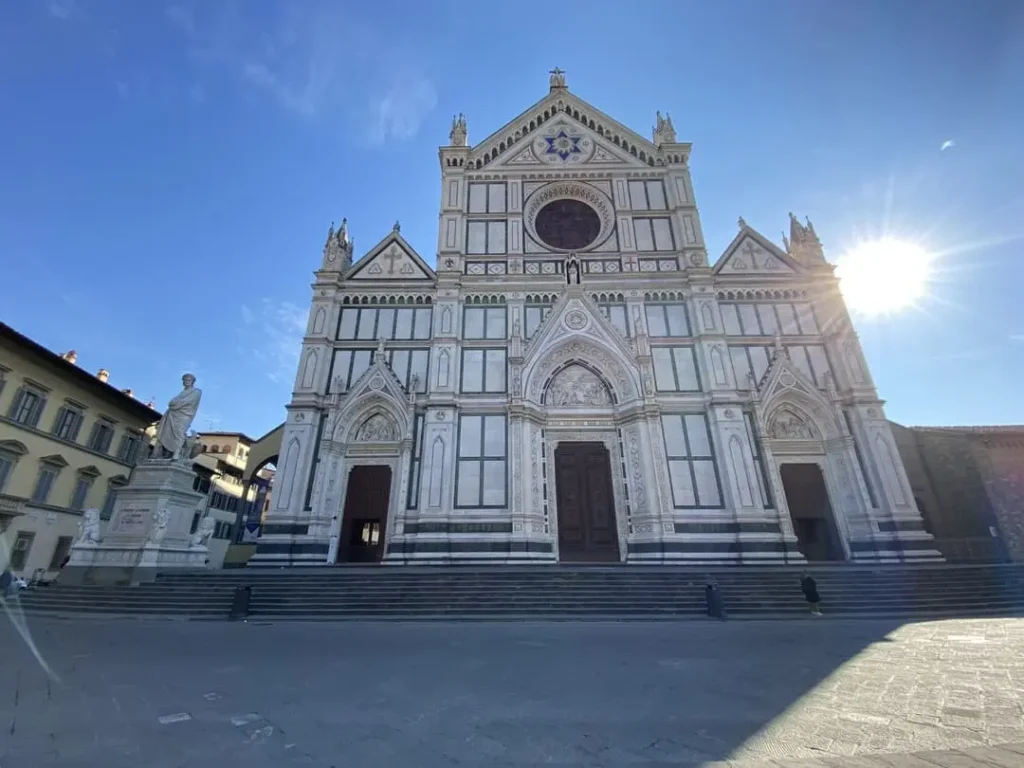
top-left (392, 220), bottom-right (401, 233)
top-left (738, 216), bottom-right (747, 229)
top-left (549, 67), bottom-right (566, 89)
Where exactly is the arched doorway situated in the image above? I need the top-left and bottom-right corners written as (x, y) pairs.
top-left (338, 464), bottom-right (392, 563)
top-left (780, 463), bottom-right (844, 561)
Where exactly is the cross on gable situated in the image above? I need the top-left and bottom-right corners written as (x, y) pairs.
top-left (741, 240), bottom-right (760, 263)
top-left (383, 247), bottom-right (402, 274)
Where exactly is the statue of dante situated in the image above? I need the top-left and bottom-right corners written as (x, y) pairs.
top-left (152, 373), bottom-right (202, 459)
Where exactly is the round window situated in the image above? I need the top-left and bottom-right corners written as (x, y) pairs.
top-left (534, 199), bottom-right (602, 251)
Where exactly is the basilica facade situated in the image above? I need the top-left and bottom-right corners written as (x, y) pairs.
top-left (251, 71), bottom-right (939, 567)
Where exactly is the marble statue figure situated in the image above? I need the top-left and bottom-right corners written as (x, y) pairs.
top-left (152, 374), bottom-right (202, 459)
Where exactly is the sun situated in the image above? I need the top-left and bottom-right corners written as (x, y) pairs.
top-left (836, 237), bottom-right (932, 316)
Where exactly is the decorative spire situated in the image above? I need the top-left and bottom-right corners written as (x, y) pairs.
top-left (786, 212), bottom-right (825, 264)
top-left (548, 67), bottom-right (566, 90)
top-left (322, 216), bottom-right (354, 271)
top-left (449, 113), bottom-right (467, 147)
top-left (738, 216), bottom-right (747, 230)
top-left (653, 111), bottom-right (677, 146)
top-left (392, 220), bottom-right (401, 233)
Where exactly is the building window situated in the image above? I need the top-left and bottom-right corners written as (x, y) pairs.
top-left (8, 386), bottom-right (47, 427)
top-left (331, 348), bottom-right (373, 392)
top-left (652, 346), bottom-right (701, 391)
top-left (744, 413), bottom-right (773, 508)
top-left (786, 345), bottom-right (832, 387)
top-left (407, 413), bottom-right (424, 509)
top-left (468, 182), bottom-right (506, 213)
top-left (87, 419), bottom-right (115, 454)
top-left (633, 218), bottom-right (674, 251)
top-left (455, 414), bottom-right (507, 508)
top-left (69, 476), bottom-right (93, 511)
top-left (101, 484), bottom-right (123, 519)
top-left (117, 433), bottom-right (142, 464)
top-left (49, 536), bottom-right (73, 570)
top-left (337, 306), bottom-right (432, 341)
top-left (460, 349), bottom-right (507, 393)
top-left (729, 346), bottom-right (772, 389)
top-left (628, 180), bottom-right (667, 211)
top-left (645, 303), bottom-right (690, 337)
top-left (31, 464), bottom-right (61, 504)
top-left (52, 406), bottom-right (84, 442)
top-left (10, 531), bottom-right (35, 571)
top-left (0, 453), bottom-right (17, 494)
top-left (463, 306), bottom-right (507, 340)
top-left (525, 302), bottom-right (554, 339)
top-left (386, 349), bottom-right (430, 393)
top-left (720, 302), bottom-right (820, 336)
top-left (598, 303), bottom-right (630, 337)
top-left (466, 221), bottom-right (507, 255)
top-left (660, 414), bottom-right (723, 508)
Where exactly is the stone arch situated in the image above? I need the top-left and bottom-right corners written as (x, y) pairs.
top-left (763, 395), bottom-right (839, 442)
top-left (542, 362), bottom-right (615, 407)
top-left (353, 412), bottom-right (400, 443)
top-left (524, 336), bottom-right (641, 405)
top-left (332, 393), bottom-right (408, 444)
top-left (300, 349), bottom-right (318, 389)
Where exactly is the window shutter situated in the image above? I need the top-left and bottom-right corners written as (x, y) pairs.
top-left (51, 406), bottom-right (68, 435)
top-left (87, 422), bottom-right (100, 450)
top-left (6, 387), bottom-right (25, 419)
top-left (28, 395), bottom-right (47, 428)
top-left (70, 412), bottom-right (83, 442)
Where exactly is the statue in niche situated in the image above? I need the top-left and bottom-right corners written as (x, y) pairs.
top-left (768, 408), bottom-right (816, 440)
top-left (546, 365), bottom-right (611, 407)
top-left (355, 414), bottom-right (397, 442)
top-left (565, 253), bottom-right (581, 285)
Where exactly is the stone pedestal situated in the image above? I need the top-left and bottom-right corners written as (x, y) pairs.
top-left (63, 459), bottom-right (210, 585)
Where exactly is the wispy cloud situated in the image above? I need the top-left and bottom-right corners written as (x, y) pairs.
top-left (47, 0), bottom-right (77, 20)
top-left (1010, 334), bottom-right (1024, 343)
top-left (163, 3), bottom-right (436, 140)
top-left (240, 299), bottom-right (308, 385)
top-left (940, 139), bottom-right (956, 151)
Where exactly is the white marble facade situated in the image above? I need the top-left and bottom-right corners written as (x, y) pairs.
top-left (252, 71), bottom-right (940, 567)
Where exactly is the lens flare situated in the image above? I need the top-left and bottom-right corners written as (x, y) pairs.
top-left (836, 238), bottom-right (932, 316)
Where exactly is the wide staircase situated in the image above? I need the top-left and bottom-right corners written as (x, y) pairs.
top-left (11, 564), bottom-right (1024, 621)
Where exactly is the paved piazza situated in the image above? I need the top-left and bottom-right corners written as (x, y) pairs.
top-left (2, 614), bottom-right (1023, 767)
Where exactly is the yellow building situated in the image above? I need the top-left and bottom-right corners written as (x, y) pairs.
top-left (0, 322), bottom-right (161, 580)
top-left (193, 431), bottom-right (259, 566)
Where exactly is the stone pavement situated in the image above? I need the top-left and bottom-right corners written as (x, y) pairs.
top-left (0, 612), bottom-right (1022, 767)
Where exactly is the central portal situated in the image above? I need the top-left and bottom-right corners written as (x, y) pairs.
top-left (780, 463), bottom-right (845, 561)
top-left (554, 442), bottom-right (619, 562)
top-left (339, 465), bottom-right (392, 563)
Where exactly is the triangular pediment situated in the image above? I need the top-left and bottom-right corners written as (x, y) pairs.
top-left (329, 352), bottom-right (413, 443)
top-left (469, 88), bottom-right (665, 171)
top-left (713, 226), bottom-right (802, 276)
top-left (756, 348), bottom-right (842, 441)
top-left (524, 286), bottom-right (637, 367)
top-left (337, 352), bottom-right (409, 403)
top-left (346, 231), bottom-right (435, 281)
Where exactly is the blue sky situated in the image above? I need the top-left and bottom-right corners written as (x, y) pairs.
top-left (1, 0), bottom-right (1022, 437)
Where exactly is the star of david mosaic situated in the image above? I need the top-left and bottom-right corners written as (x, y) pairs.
top-left (544, 130), bottom-right (582, 161)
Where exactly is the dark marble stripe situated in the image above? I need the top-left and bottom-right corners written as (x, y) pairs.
top-left (877, 520), bottom-right (925, 533)
top-left (673, 522), bottom-right (781, 535)
top-left (629, 541), bottom-right (793, 555)
top-left (849, 539), bottom-right (937, 553)
top-left (403, 522), bottom-right (514, 534)
top-left (253, 542), bottom-right (328, 556)
top-left (261, 523), bottom-right (310, 536)
top-left (387, 540), bottom-right (553, 555)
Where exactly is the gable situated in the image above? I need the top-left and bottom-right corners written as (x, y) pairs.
top-left (484, 117), bottom-right (652, 171)
top-left (469, 88), bottom-right (663, 171)
top-left (347, 233), bottom-right (435, 281)
top-left (714, 228), bottom-right (801, 276)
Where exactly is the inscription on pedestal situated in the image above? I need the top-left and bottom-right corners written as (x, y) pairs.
top-left (109, 507), bottom-right (151, 536)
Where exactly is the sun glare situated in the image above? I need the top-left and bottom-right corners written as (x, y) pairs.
top-left (836, 237), bottom-right (932, 316)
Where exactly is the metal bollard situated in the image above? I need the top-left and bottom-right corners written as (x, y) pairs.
top-left (229, 585), bottom-right (252, 621)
